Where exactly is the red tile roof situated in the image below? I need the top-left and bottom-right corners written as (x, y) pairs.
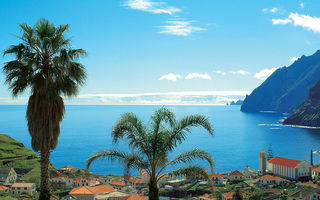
top-left (125, 176), bottom-right (146, 184)
top-left (209, 173), bottom-right (224, 178)
top-left (267, 156), bottom-right (301, 168)
top-left (126, 194), bottom-right (148, 200)
top-left (200, 193), bottom-right (215, 200)
top-left (222, 191), bottom-right (245, 200)
top-left (258, 175), bottom-right (284, 181)
top-left (0, 186), bottom-right (8, 191)
top-left (229, 170), bottom-right (244, 176)
top-left (69, 184), bottom-right (115, 195)
top-left (111, 180), bottom-right (127, 186)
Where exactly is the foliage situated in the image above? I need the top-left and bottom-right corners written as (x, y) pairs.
top-left (87, 107), bottom-right (214, 200)
top-left (232, 188), bottom-right (243, 200)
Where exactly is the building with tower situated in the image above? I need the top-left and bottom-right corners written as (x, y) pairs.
top-left (259, 149), bottom-right (266, 176)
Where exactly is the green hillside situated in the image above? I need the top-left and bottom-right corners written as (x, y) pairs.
top-left (0, 134), bottom-right (54, 183)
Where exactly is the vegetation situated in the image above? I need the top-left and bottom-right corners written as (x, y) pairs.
top-left (86, 107), bottom-right (215, 200)
top-left (3, 18), bottom-right (87, 200)
top-left (0, 134), bottom-right (54, 183)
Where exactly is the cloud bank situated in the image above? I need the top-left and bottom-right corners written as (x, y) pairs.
top-left (0, 91), bottom-right (250, 105)
top-left (158, 20), bottom-right (205, 36)
top-left (122, 0), bottom-right (181, 15)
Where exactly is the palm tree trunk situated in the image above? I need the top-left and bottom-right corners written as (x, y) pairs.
top-left (39, 148), bottom-right (51, 200)
top-left (148, 176), bottom-right (159, 200)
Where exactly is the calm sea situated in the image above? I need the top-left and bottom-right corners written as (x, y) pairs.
top-left (1, 105), bottom-right (320, 176)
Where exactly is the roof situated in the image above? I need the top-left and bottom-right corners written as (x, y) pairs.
top-left (229, 170), bottom-right (244, 176)
top-left (0, 168), bottom-right (13, 179)
top-left (267, 156), bottom-right (301, 168)
top-left (0, 186), bottom-right (9, 191)
top-left (73, 178), bottom-right (88, 183)
top-left (222, 191), bottom-right (245, 200)
top-left (209, 173), bottom-right (224, 178)
top-left (126, 194), bottom-right (148, 200)
top-left (70, 184), bottom-right (115, 195)
top-left (258, 175), bottom-right (284, 181)
top-left (110, 180), bottom-right (127, 186)
top-left (70, 186), bottom-right (95, 195)
top-left (125, 176), bottom-right (146, 184)
top-left (313, 167), bottom-right (320, 173)
top-left (96, 191), bottom-right (129, 199)
top-left (11, 183), bottom-right (35, 188)
top-left (199, 193), bottom-right (215, 200)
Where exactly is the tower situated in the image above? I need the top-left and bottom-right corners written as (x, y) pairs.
top-left (259, 149), bottom-right (266, 175)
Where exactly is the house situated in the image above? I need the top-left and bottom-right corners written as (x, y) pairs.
top-left (222, 191), bottom-right (245, 200)
top-left (11, 183), bottom-right (36, 195)
top-left (312, 167), bottom-right (320, 180)
top-left (208, 173), bottom-right (224, 185)
top-left (101, 175), bottom-right (114, 184)
top-left (110, 180), bottom-right (128, 192)
top-left (258, 175), bottom-right (286, 186)
top-left (0, 168), bottom-right (17, 186)
top-left (50, 176), bottom-right (73, 189)
top-left (69, 184), bottom-right (115, 200)
top-left (124, 176), bottom-right (147, 190)
top-left (228, 170), bottom-right (244, 182)
top-left (267, 156), bottom-right (311, 181)
top-left (199, 193), bottom-right (215, 200)
top-left (0, 185), bottom-right (9, 193)
top-left (74, 178), bottom-right (89, 187)
top-left (288, 189), bottom-right (320, 200)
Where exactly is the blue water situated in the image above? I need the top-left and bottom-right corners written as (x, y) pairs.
top-left (1, 105), bottom-right (320, 176)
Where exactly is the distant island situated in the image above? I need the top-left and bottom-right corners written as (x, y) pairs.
top-left (283, 79), bottom-right (320, 127)
top-left (241, 50), bottom-right (320, 113)
top-left (227, 100), bottom-right (244, 106)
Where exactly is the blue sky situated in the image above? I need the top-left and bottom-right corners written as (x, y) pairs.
top-left (1, 0), bottom-right (320, 104)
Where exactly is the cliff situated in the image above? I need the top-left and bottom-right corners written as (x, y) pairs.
top-left (241, 50), bottom-right (320, 113)
top-left (283, 80), bottom-right (320, 127)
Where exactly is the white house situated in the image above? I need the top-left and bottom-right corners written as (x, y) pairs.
top-left (267, 156), bottom-right (311, 181)
top-left (312, 167), bottom-right (320, 180)
top-left (50, 176), bottom-right (73, 189)
top-left (124, 175), bottom-right (147, 191)
top-left (11, 183), bottom-right (36, 195)
top-left (0, 168), bottom-right (17, 186)
top-left (258, 175), bottom-right (286, 186)
top-left (73, 178), bottom-right (89, 187)
top-left (208, 173), bottom-right (224, 185)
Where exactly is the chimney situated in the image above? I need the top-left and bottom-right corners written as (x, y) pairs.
top-left (311, 149), bottom-right (313, 166)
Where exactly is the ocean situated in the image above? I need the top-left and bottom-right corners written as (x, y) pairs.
top-left (1, 105), bottom-right (320, 176)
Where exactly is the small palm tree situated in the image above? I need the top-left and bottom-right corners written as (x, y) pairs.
top-left (3, 18), bottom-right (87, 200)
top-left (87, 107), bottom-right (215, 200)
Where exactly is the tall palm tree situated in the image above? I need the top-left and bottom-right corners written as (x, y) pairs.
top-left (86, 107), bottom-right (215, 200)
top-left (3, 18), bottom-right (87, 200)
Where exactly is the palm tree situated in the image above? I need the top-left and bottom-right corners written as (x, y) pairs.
top-left (86, 107), bottom-right (215, 200)
top-left (3, 18), bottom-right (87, 200)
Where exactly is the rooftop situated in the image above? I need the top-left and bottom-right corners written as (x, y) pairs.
top-left (111, 180), bottom-right (127, 186)
top-left (12, 183), bottom-right (35, 188)
top-left (229, 170), bottom-right (244, 176)
top-left (267, 156), bottom-right (301, 168)
top-left (70, 184), bottom-right (115, 195)
top-left (258, 175), bottom-right (284, 181)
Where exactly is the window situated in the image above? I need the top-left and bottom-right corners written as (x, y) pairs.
top-left (24, 187), bottom-right (27, 190)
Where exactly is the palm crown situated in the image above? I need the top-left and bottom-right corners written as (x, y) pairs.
top-left (87, 107), bottom-right (215, 200)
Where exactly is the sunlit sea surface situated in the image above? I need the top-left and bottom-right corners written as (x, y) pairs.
top-left (1, 105), bottom-right (320, 176)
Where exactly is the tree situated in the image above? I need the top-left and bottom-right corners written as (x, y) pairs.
top-left (267, 144), bottom-right (274, 160)
top-left (232, 188), bottom-right (243, 200)
top-left (3, 18), bottom-right (87, 200)
top-left (86, 107), bottom-right (214, 200)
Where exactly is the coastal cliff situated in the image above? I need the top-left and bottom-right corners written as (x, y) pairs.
top-left (283, 80), bottom-right (320, 127)
top-left (241, 50), bottom-right (320, 113)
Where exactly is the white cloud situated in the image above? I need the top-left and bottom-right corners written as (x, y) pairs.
top-left (262, 7), bottom-right (278, 13)
top-left (272, 18), bottom-right (292, 25)
top-left (230, 70), bottom-right (250, 75)
top-left (185, 73), bottom-right (212, 80)
top-left (290, 57), bottom-right (299, 62)
top-left (300, 2), bottom-right (304, 8)
top-left (272, 13), bottom-right (320, 33)
top-left (123, 0), bottom-right (181, 15)
top-left (254, 68), bottom-right (279, 80)
top-left (158, 73), bottom-right (181, 82)
top-left (289, 13), bottom-right (320, 33)
top-left (214, 70), bottom-right (226, 75)
top-left (158, 20), bottom-right (205, 36)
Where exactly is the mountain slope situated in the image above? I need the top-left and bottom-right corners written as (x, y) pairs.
top-left (283, 80), bottom-right (320, 127)
top-left (241, 50), bottom-right (320, 113)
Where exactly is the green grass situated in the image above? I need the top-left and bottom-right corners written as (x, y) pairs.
top-left (0, 134), bottom-right (55, 184)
